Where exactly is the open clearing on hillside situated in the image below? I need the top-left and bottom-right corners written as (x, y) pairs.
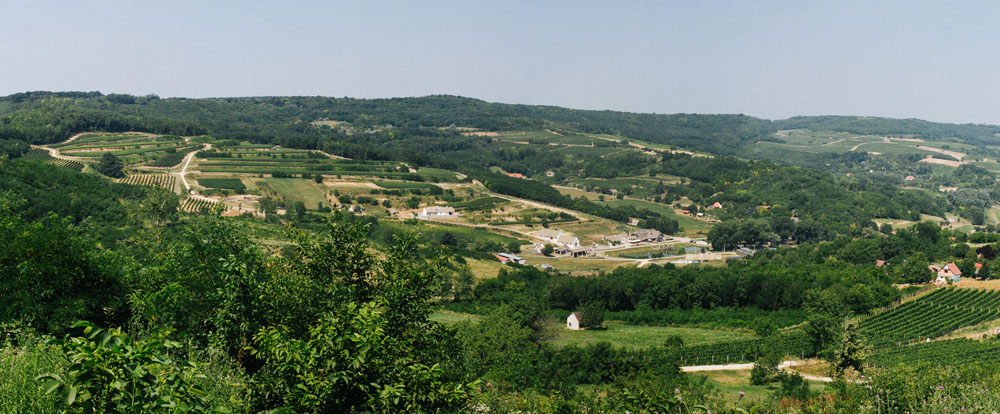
top-left (429, 310), bottom-right (480, 324)
top-left (265, 178), bottom-right (329, 207)
top-left (919, 156), bottom-right (965, 167)
top-left (546, 321), bottom-right (754, 349)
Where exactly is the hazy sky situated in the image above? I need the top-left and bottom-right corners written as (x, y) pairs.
top-left (3, 1), bottom-right (999, 124)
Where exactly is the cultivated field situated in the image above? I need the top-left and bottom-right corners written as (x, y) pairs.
top-left (118, 174), bottom-right (179, 193)
top-left (22, 148), bottom-right (85, 171)
top-left (51, 133), bottom-right (193, 165)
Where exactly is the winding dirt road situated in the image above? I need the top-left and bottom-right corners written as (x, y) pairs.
top-left (173, 144), bottom-right (217, 202)
top-left (681, 360), bottom-right (834, 382)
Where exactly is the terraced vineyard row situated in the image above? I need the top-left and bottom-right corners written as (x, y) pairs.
top-left (873, 337), bottom-right (1000, 367)
top-left (22, 149), bottom-right (85, 171)
top-left (861, 287), bottom-right (1000, 346)
top-left (181, 198), bottom-right (219, 213)
top-left (676, 330), bottom-right (812, 365)
top-left (118, 174), bottom-right (178, 192)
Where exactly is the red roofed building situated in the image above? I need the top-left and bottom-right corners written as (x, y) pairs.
top-left (931, 262), bottom-right (962, 284)
top-left (875, 260), bottom-right (886, 267)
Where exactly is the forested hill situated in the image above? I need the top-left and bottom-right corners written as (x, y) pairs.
top-left (5, 91), bottom-right (999, 156)
top-left (775, 115), bottom-right (1000, 146)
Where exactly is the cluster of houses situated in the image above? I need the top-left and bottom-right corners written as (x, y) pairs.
top-left (601, 229), bottom-right (665, 246)
top-left (534, 229), bottom-right (594, 257)
top-left (681, 202), bottom-right (723, 218)
top-left (336, 205), bottom-right (365, 214)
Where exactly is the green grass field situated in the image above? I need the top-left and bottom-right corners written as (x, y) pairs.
top-left (546, 320), bottom-right (754, 349)
top-left (416, 167), bottom-right (460, 181)
top-left (197, 177), bottom-right (246, 191)
top-left (265, 178), bottom-right (328, 208)
top-left (429, 310), bottom-right (480, 324)
top-left (602, 198), bottom-right (713, 236)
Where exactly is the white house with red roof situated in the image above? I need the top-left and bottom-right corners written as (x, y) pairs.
top-left (930, 263), bottom-right (962, 284)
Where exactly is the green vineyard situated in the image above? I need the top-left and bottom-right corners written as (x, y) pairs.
top-left (255, 181), bottom-right (276, 196)
top-left (675, 330), bottom-right (813, 365)
top-left (861, 287), bottom-right (1000, 346)
top-left (873, 337), bottom-right (1000, 367)
top-left (181, 197), bottom-right (219, 213)
top-left (22, 148), bottom-right (86, 171)
top-left (448, 197), bottom-right (508, 212)
top-left (118, 174), bottom-right (179, 192)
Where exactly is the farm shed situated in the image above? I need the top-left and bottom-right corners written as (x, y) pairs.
top-left (567, 312), bottom-right (582, 330)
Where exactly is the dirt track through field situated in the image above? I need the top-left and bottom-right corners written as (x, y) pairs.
top-left (682, 360), bottom-right (834, 382)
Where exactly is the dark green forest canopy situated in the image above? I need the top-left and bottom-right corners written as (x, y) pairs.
top-left (775, 115), bottom-right (1000, 145)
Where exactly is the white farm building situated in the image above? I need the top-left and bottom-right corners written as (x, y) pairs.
top-left (566, 312), bottom-right (583, 330)
top-left (421, 206), bottom-right (456, 217)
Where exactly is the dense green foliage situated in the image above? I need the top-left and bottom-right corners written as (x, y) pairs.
top-left (0, 158), bottom-right (144, 224)
top-left (36, 322), bottom-right (223, 413)
top-left (97, 152), bottom-right (124, 178)
top-left (0, 194), bottom-right (128, 334)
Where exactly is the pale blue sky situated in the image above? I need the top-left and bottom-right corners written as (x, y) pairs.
top-left (2, 1), bottom-right (999, 124)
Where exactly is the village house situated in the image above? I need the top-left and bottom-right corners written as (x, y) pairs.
top-left (627, 217), bottom-right (641, 226)
top-left (707, 202), bottom-right (723, 209)
top-left (566, 312), bottom-right (583, 330)
top-left (930, 263), bottom-right (962, 284)
top-left (555, 234), bottom-right (580, 248)
top-left (545, 171), bottom-right (555, 177)
top-left (506, 173), bottom-right (525, 179)
top-left (602, 233), bottom-right (630, 245)
top-left (537, 229), bottom-right (563, 243)
top-left (629, 229), bottom-right (664, 243)
top-left (568, 246), bottom-right (592, 258)
top-left (421, 206), bottom-right (456, 217)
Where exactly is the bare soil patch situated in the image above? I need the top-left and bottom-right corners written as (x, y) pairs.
top-left (919, 156), bottom-right (965, 167)
top-left (916, 145), bottom-right (966, 160)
